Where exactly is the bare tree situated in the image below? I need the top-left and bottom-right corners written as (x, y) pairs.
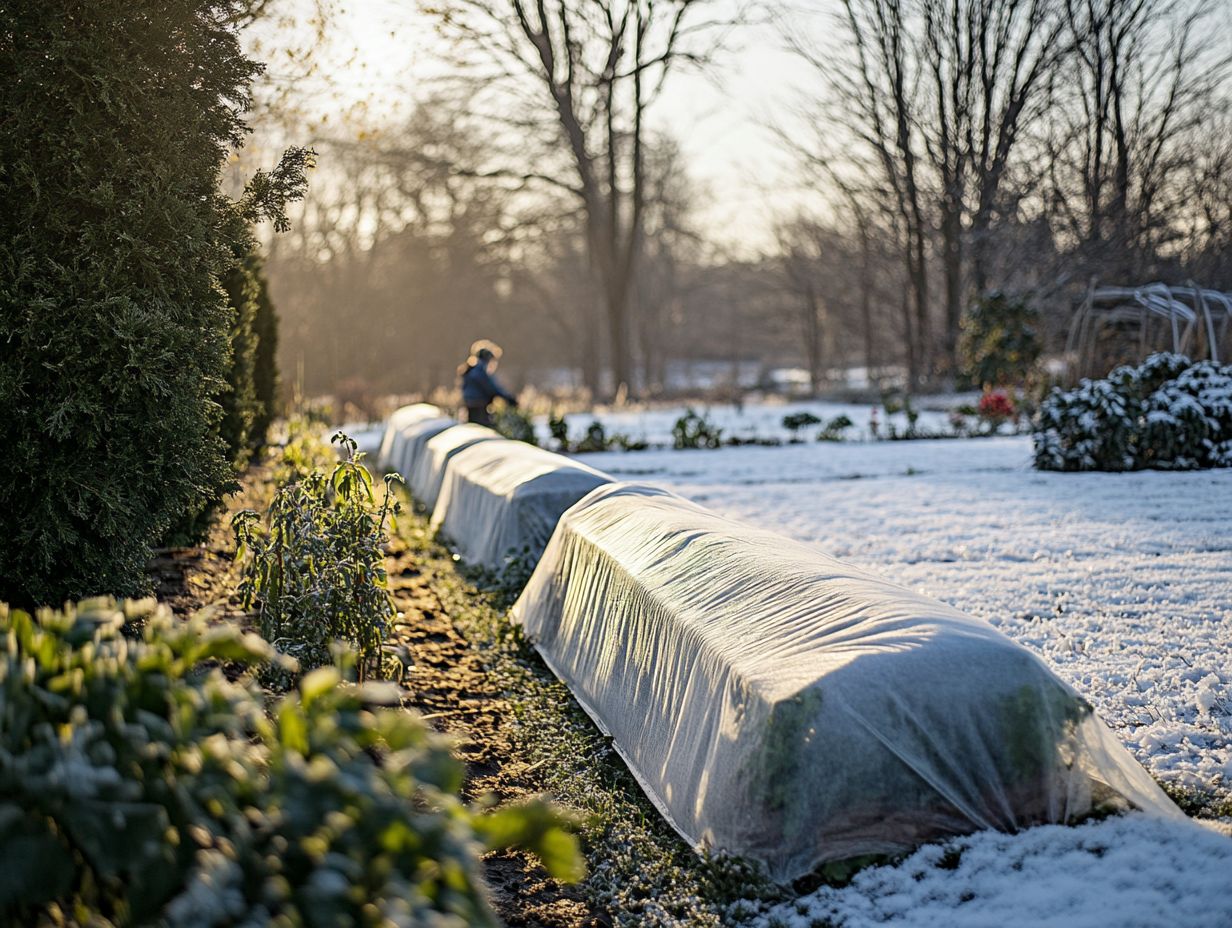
top-left (1047, 0), bottom-right (1230, 279)
top-left (425, 0), bottom-right (733, 398)
top-left (784, 0), bottom-right (933, 385)
top-left (776, 216), bottom-right (832, 394)
top-left (917, 0), bottom-right (1069, 372)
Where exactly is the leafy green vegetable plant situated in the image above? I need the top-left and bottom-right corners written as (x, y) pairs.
top-left (782, 412), bottom-right (822, 442)
top-left (0, 596), bottom-right (581, 926)
top-left (234, 432), bottom-right (401, 681)
top-left (672, 408), bottom-right (723, 449)
top-left (818, 414), bottom-right (854, 441)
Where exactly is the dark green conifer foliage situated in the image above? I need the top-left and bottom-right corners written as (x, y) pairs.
top-left (250, 249), bottom-right (280, 451)
top-left (221, 248), bottom-right (262, 472)
top-left (0, 3), bottom-right (307, 604)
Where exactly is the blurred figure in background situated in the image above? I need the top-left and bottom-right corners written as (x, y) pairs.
top-left (459, 339), bottom-right (518, 426)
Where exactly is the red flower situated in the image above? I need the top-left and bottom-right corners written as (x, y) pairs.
top-left (979, 390), bottom-right (1016, 420)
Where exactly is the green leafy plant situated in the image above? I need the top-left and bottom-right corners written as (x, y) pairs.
top-left (672, 408), bottom-right (723, 450)
top-left (783, 412), bottom-right (822, 442)
top-left (614, 434), bottom-right (650, 452)
top-left (575, 420), bottom-right (612, 453)
top-left (233, 432), bottom-right (401, 681)
top-left (494, 407), bottom-right (539, 446)
top-left (881, 391), bottom-right (920, 439)
top-left (959, 291), bottom-right (1042, 389)
top-left (741, 690), bottom-right (824, 847)
top-left (0, 596), bottom-right (581, 926)
top-left (818, 414), bottom-right (854, 442)
top-left (549, 412), bottom-right (571, 451)
top-left (276, 416), bottom-right (339, 484)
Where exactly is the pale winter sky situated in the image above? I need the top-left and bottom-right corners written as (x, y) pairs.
top-left (247, 0), bottom-right (829, 254)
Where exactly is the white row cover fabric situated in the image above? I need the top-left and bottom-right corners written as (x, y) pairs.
top-left (431, 440), bottom-right (612, 574)
top-left (377, 404), bottom-right (444, 474)
top-left (512, 483), bottom-right (1179, 883)
top-left (408, 423), bottom-right (503, 512)
top-left (383, 416), bottom-right (455, 485)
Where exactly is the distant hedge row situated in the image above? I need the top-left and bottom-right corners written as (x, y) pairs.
top-left (0, 2), bottom-right (303, 604)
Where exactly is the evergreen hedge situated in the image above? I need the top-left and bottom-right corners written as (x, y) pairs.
top-left (251, 248), bottom-right (280, 452)
top-left (0, 2), bottom-right (306, 604)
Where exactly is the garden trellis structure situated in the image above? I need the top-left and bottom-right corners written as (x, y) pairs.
top-left (1066, 282), bottom-right (1232, 379)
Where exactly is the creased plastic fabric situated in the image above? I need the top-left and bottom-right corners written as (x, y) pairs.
top-left (382, 415), bottom-right (455, 484)
top-left (431, 441), bottom-right (612, 573)
top-left (377, 404), bottom-right (444, 474)
top-left (512, 483), bottom-right (1181, 883)
top-left (408, 423), bottom-right (503, 512)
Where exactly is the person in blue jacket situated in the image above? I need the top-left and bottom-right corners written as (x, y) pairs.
top-left (458, 340), bottom-right (517, 426)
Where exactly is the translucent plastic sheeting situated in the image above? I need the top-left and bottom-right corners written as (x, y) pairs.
top-left (377, 404), bottom-right (443, 473)
top-left (383, 416), bottom-right (455, 484)
top-left (431, 440), bottom-right (613, 574)
top-left (511, 483), bottom-right (1181, 884)
top-left (408, 423), bottom-right (503, 512)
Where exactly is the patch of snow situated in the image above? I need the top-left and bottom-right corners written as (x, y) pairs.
top-left (743, 815), bottom-right (1232, 928)
top-left (541, 399), bottom-right (957, 446)
top-left (328, 422), bottom-right (385, 460)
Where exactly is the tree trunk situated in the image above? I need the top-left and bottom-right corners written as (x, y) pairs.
top-left (941, 203), bottom-right (963, 377)
top-left (606, 279), bottom-right (632, 401)
top-left (805, 285), bottom-right (823, 395)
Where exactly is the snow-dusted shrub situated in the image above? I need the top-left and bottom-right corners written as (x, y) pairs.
top-left (1033, 354), bottom-right (1232, 471)
top-left (0, 597), bottom-right (580, 927)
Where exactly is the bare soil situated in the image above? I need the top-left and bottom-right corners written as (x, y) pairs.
top-left (151, 465), bottom-right (607, 927)
top-left (383, 534), bottom-right (608, 927)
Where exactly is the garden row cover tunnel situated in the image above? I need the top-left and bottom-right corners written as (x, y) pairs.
top-left (410, 423), bottom-right (503, 512)
top-left (377, 404), bottom-right (450, 479)
top-left (377, 408), bottom-right (1179, 883)
top-left (378, 408), bottom-right (612, 572)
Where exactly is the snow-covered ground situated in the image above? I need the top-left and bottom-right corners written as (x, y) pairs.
top-left (543, 398), bottom-right (959, 445)
top-left (740, 814), bottom-right (1232, 928)
top-left (577, 434), bottom-right (1232, 926)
